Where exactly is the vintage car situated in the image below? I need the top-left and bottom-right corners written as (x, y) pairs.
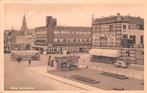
top-left (114, 60), bottom-right (129, 68)
top-left (10, 50), bottom-right (40, 61)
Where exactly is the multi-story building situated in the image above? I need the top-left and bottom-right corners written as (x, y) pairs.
top-left (48, 26), bottom-right (92, 53)
top-left (32, 16), bottom-right (57, 51)
top-left (34, 26), bottom-right (48, 46)
top-left (33, 16), bottom-right (92, 53)
top-left (91, 13), bottom-right (144, 65)
top-left (92, 13), bottom-right (144, 48)
top-left (32, 26), bottom-right (48, 51)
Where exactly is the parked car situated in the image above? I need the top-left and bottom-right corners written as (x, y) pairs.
top-left (114, 60), bottom-right (129, 68)
top-left (10, 50), bottom-right (40, 61)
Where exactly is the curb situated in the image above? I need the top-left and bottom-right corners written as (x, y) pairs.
top-left (28, 67), bottom-right (104, 91)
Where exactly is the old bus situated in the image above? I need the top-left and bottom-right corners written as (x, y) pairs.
top-left (10, 50), bottom-right (40, 61)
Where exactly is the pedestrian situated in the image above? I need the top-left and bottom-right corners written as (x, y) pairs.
top-left (48, 56), bottom-right (51, 61)
top-left (29, 59), bottom-right (31, 65)
top-left (17, 56), bottom-right (21, 63)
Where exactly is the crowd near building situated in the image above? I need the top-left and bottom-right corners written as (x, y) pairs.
top-left (4, 13), bottom-right (144, 65)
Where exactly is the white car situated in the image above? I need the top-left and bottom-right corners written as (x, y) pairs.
top-left (114, 61), bottom-right (129, 68)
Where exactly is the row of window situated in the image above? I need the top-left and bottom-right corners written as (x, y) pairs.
top-left (36, 35), bottom-right (47, 38)
top-left (93, 23), bottom-right (144, 32)
top-left (35, 28), bottom-right (47, 34)
top-left (54, 30), bottom-right (91, 35)
top-left (35, 40), bottom-right (47, 43)
top-left (54, 38), bottom-right (91, 42)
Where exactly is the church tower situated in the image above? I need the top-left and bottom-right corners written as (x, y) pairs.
top-left (21, 14), bottom-right (28, 33)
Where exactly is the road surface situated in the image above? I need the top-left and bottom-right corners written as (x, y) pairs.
top-left (4, 54), bottom-right (83, 91)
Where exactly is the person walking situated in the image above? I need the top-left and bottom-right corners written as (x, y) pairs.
top-left (28, 59), bottom-right (31, 66)
top-left (17, 56), bottom-right (21, 63)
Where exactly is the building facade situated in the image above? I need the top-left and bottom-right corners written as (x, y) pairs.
top-left (34, 26), bottom-right (48, 46)
top-left (48, 26), bottom-right (92, 53)
top-left (92, 13), bottom-right (144, 65)
top-left (92, 13), bottom-right (144, 49)
top-left (4, 29), bottom-right (15, 50)
top-left (32, 16), bottom-right (57, 51)
top-left (33, 16), bottom-right (92, 53)
top-left (4, 14), bottom-right (35, 51)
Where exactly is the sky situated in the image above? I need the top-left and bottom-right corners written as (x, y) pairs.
top-left (4, 4), bottom-right (144, 30)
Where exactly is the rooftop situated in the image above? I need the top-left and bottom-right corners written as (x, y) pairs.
top-left (94, 13), bottom-right (144, 25)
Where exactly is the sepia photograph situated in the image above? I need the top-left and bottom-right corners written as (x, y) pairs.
top-left (2, 0), bottom-right (145, 92)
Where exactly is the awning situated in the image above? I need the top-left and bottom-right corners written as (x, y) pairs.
top-left (89, 48), bottom-right (120, 57)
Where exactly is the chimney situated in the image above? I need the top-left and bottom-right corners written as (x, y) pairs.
top-left (117, 13), bottom-right (121, 20)
top-left (117, 13), bottom-right (120, 16)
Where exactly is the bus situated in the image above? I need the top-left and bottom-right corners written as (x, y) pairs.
top-left (10, 50), bottom-right (40, 61)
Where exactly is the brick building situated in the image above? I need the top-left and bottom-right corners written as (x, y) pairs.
top-left (92, 13), bottom-right (144, 48)
top-left (91, 13), bottom-right (144, 65)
